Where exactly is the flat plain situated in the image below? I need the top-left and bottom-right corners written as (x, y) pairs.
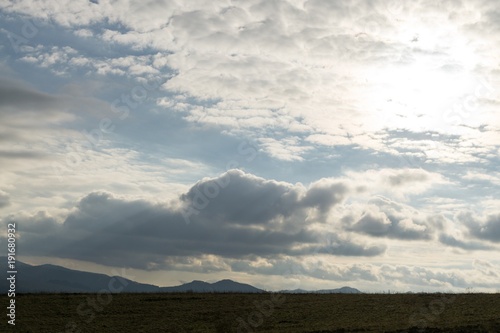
top-left (1, 293), bottom-right (499, 332)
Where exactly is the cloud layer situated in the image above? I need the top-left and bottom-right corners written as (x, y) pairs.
top-left (3, 169), bottom-right (499, 291)
top-left (1, 0), bottom-right (499, 292)
top-left (11, 170), bottom-right (388, 270)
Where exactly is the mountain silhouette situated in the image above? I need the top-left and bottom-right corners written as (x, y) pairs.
top-left (0, 257), bottom-right (158, 293)
top-left (280, 286), bottom-right (362, 294)
top-left (0, 257), bottom-right (360, 294)
top-left (160, 279), bottom-right (264, 293)
top-left (0, 258), bottom-right (264, 293)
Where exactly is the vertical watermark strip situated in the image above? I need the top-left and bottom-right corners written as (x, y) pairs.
top-left (6, 222), bottom-right (17, 325)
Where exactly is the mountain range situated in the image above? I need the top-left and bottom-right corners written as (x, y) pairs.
top-left (0, 257), bottom-right (360, 294)
top-left (280, 286), bottom-right (361, 294)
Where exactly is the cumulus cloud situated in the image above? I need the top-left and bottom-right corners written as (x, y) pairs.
top-left (346, 201), bottom-right (432, 240)
top-left (180, 169), bottom-right (350, 225)
top-left (7, 170), bottom-right (384, 270)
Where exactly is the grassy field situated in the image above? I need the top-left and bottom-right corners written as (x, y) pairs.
top-left (1, 293), bottom-right (499, 332)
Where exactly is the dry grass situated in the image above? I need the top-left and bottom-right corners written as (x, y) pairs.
top-left (1, 293), bottom-right (499, 332)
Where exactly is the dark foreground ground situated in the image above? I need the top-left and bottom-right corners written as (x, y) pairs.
top-left (1, 293), bottom-right (499, 332)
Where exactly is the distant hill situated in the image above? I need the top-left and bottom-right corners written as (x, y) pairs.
top-left (160, 279), bottom-right (264, 293)
top-left (0, 257), bottom-right (359, 294)
top-left (281, 286), bottom-right (362, 294)
top-left (0, 257), bottom-right (159, 293)
top-left (0, 258), bottom-right (264, 293)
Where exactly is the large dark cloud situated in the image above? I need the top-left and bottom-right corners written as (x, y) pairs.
top-left (9, 170), bottom-right (385, 270)
top-left (180, 170), bottom-right (304, 225)
top-left (180, 170), bottom-right (348, 225)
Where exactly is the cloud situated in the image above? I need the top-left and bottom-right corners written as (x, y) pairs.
top-left (300, 180), bottom-right (349, 216)
top-left (230, 258), bottom-right (381, 283)
top-left (463, 213), bottom-right (500, 243)
top-left (306, 233), bottom-right (385, 257)
top-left (347, 203), bottom-right (432, 240)
top-left (386, 169), bottom-right (429, 186)
top-left (462, 170), bottom-right (500, 186)
top-left (180, 169), bottom-right (306, 226)
top-left (1, 0), bottom-right (499, 292)
top-left (343, 168), bottom-right (446, 198)
top-left (10, 210), bottom-right (59, 234)
top-left (439, 233), bottom-right (494, 251)
top-left (180, 169), bottom-right (351, 226)
top-left (0, 190), bottom-right (10, 208)
top-left (256, 137), bottom-right (311, 162)
top-left (473, 259), bottom-right (499, 278)
top-left (0, 78), bottom-right (71, 169)
top-left (378, 264), bottom-right (469, 289)
top-left (0, 79), bottom-right (56, 109)
top-left (231, 256), bottom-right (500, 291)
top-left (7, 170), bottom-right (384, 270)
top-left (2, 0), bottom-right (498, 165)
top-left (0, 77), bottom-right (73, 127)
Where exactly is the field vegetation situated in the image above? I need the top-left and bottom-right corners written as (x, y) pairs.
top-left (1, 293), bottom-right (499, 332)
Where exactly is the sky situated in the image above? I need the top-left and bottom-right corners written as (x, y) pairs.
top-left (0, 0), bottom-right (499, 293)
